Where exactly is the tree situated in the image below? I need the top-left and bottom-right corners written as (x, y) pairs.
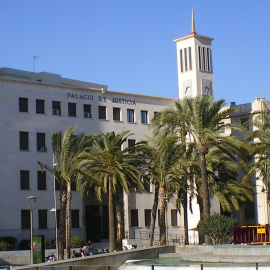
top-left (197, 214), bottom-right (237, 245)
top-left (77, 131), bottom-right (146, 252)
top-left (167, 156), bottom-right (198, 245)
top-left (206, 147), bottom-right (253, 215)
top-left (151, 96), bottom-right (250, 244)
top-left (146, 134), bottom-right (185, 246)
top-left (38, 125), bottom-right (90, 259)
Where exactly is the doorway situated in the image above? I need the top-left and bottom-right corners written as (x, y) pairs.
top-left (85, 205), bottom-right (108, 242)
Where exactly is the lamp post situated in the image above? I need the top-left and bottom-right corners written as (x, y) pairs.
top-left (27, 196), bottom-right (36, 265)
top-left (52, 158), bottom-right (59, 260)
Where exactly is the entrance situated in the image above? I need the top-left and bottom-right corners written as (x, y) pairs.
top-left (85, 205), bottom-right (108, 242)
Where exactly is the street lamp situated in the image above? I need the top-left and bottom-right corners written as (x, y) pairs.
top-left (27, 196), bottom-right (36, 265)
top-left (50, 207), bottom-right (58, 260)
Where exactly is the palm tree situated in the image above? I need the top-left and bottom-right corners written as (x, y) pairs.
top-left (38, 125), bottom-right (90, 259)
top-left (167, 155), bottom-right (198, 245)
top-left (77, 131), bottom-right (146, 252)
top-left (146, 134), bottom-right (185, 246)
top-left (206, 147), bottom-right (253, 215)
top-left (148, 179), bottom-right (159, 246)
top-left (151, 96), bottom-right (250, 244)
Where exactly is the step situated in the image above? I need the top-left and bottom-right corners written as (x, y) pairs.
top-left (160, 251), bottom-right (270, 263)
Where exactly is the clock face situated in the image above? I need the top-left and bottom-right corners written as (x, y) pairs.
top-left (183, 80), bottom-right (192, 97)
top-left (202, 79), bottom-right (213, 96)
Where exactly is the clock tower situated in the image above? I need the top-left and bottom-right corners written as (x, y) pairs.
top-left (174, 9), bottom-right (214, 99)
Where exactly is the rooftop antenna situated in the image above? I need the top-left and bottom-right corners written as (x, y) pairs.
top-left (33, 55), bottom-right (40, 72)
top-left (260, 89), bottom-right (263, 98)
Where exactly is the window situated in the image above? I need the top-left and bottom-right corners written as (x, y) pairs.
top-left (98, 106), bottom-right (106, 120)
top-left (128, 139), bottom-right (136, 154)
top-left (131, 209), bottom-right (139, 227)
top-left (71, 180), bottom-right (76, 191)
top-left (68, 102), bottom-right (77, 117)
top-left (21, 210), bottom-right (30, 229)
top-left (127, 109), bottom-right (135, 122)
top-left (71, 210), bottom-right (80, 228)
top-left (180, 49), bottom-right (183, 73)
top-left (198, 46), bottom-right (202, 70)
top-left (171, 209), bottom-right (178, 226)
top-left (154, 112), bottom-right (159, 117)
top-left (55, 178), bottom-right (61, 190)
top-left (38, 210), bottom-right (47, 229)
top-left (202, 47), bottom-right (206, 71)
top-left (84, 104), bottom-right (92, 118)
top-left (245, 201), bottom-right (255, 219)
top-left (19, 97), bottom-right (28, 112)
top-left (207, 48), bottom-right (212, 72)
top-left (113, 107), bottom-right (121, 121)
top-left (141, 110), bottom-right (148, 124)
top-left (37, 171), bottom-right (46, 190)
top-left (198, 46), bottom-right (212, 72)
top-left (144, 209), bottom-right (151, 227)
top-left (218, 122), bottom-right (225, 133)
top-left (37, 133), bottom-right (46, 152)
top-left (184, 48), bottom-right (188, 72)
top-left (128, 139), bottom-right (136, 148)
top-left (36, 99), bottom-right (45, 114)
top-left (189, 47), bottom-right (192, 70)
top-left (52, 101), bottom-right (61, 115)
top-left (20, 131), bottom-right (29, 151)
top-left (241, 118), bottom-right (250, 130)
top-left (20, 170), bottom-right (29, 190)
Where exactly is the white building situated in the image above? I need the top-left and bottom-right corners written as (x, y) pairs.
top-left (0, 11), bottom-right (266, 248)
top-left (0, 67), bottom-right (189, 246)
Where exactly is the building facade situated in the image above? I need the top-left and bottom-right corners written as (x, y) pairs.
top-left (0, 67), bottom-right (190, 246)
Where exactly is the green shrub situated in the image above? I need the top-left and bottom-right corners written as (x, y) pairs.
top-left (18, 239), bottom-right (30, 250)
top-left (50, 239), bottom-right (56, 248)
top-left (197, 214), bottom-right (237, 245)
top-left (70, 236), bottom-right (84, 248)
top-left (0, 236), bottom-right (17, 250)
top-left (44, 240), bottom-right (51, 249)
top-left (0, 241), bottom-right (13, 251)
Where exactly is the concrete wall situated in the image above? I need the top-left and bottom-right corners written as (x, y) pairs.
top-left (6, 246), bottom-right (174, 270)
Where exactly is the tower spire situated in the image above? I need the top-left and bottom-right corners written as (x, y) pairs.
top-left (191, 7), bottom-right (196, 34)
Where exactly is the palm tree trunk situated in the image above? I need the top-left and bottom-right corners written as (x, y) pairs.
top-left (199, 151), bottom-right (211, 245)
top-left (116, 190), bottom-right (124, 250)
top-left (108, 179), bottom-right (116, 252)
top-left (159, 184), bottom-right (167, 246)
top-left (148, 181), bottom-right (159, 246)
top-left (183, 192), bottom-right (189, 245)
top-left (58, 186), bottom-right (67, 260)
top-left (65, 181), bottom-right (72, 259)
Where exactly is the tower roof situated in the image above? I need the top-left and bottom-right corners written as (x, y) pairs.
top-left (190, 7), bottom-right (196, 34)
top-left (173, 8), bottom-right (214, 43)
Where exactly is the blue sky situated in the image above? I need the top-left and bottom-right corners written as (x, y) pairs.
top-left (1, 1), bottom-right (269, 105)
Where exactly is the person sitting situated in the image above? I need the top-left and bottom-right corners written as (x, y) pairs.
top-left (84, 240), bottom-right (93, 255)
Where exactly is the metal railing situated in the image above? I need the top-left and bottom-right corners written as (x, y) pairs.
top-left (125, 230), bottom-right (198, 246)
top-left (2, 262), bottom-right (268, 270)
